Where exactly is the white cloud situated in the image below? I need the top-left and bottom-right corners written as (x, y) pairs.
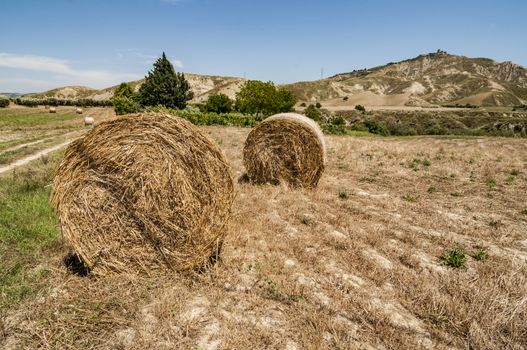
top-left (114, 49), bottom-right (184, 67)
top-left (0, 53), bottom-right (140, 90)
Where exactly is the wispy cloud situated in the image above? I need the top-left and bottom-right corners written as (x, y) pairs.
top-left (160, 0), bottom-right (190, 4)
top-left (0, 53), bottom-right (140, 90)
top-left (114, 49), bottom-right (183, 67)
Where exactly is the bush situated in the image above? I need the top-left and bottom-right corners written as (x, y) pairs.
top-left (343, 96), bottom-right (348, 101)
top-left (364, 120), bottom-right (389, 136)
top-left (113, 96), bottom-right (141, 115)
top-left (304, 104), bottom-right (321, 121)
top-left (204, 94), bottom-right (233, 114)
top-left (0, 96), bottom-right (9, 108)
top-left (355, 104), bottom-right (366, 112)
top-left (315, 102), bottom-right (322, 109)
top-left (300, 102), bottom-right (306, 107)
top-left (151, 106), bottom-right (257, 127)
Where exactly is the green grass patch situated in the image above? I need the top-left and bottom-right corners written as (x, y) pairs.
top-left (402, 193), bottom-right (418, 202)
top-left (0, 159), bottom-right (61, 311)
top-left (439, 244), bottom-right (466, 268)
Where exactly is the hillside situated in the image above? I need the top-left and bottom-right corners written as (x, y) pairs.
top-left (28, 51), bottom-right (527, 107)
top-left (285, 50), bottom-right (527, 107)
top-left (29, 74), bottom-right (245, 102)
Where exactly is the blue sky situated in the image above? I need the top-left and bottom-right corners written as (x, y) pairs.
top-left (1, 0), bottom-right (526, 92)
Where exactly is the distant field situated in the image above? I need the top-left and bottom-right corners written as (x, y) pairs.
top-left (1, 114), bottom-right (526, 349)
top-left (0, 108), bottom-right (78, 128)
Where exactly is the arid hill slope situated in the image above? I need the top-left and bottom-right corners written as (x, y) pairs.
top-left (29, 51), bottom-right (527, 106)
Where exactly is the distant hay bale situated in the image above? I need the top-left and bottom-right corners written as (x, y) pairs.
top-left (83, 116), bottom-right (94, 126)
top-left (243, 112), bottom-right (326, 188)
top-left (51, 113), bottom-right (235, 276)
top-left (76, 107), bottom-right (83, 114)
top-left (49, 107), bottom-right (56, 113)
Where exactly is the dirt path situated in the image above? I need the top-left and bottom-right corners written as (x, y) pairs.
top-left (0, 139), bottom-right (46, 155)
top-left (0, 140), bottom-right (73, 174)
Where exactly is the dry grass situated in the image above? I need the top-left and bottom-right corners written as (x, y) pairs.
top-left (2, 126), bottom-right (527, 349)
top-left (51, 113), bottom-right (235, 276)
top-left (243, 113), bottom-right (326, 188)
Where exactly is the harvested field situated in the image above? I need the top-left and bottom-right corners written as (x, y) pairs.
top-left (1, 120), bottom-right (526, 349)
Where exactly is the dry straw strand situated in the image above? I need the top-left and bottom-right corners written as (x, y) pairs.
top-left (51, 112), bottom-right (235, 276)
top-left (243, 113), bottom-right (326, 188)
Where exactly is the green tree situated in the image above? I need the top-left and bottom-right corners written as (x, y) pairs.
top-left (204, 93), bottom-right (233, 113)
top-left (273, 88), bottom-right (297, 114)
top-left (114, 82), bottom-right (134, 98)
top-left (235, 80), bottom-right (297, 117)
top-left (113, 82), bottom-right (141, 115)
top-left (136, 52), bottom-right (194, 109)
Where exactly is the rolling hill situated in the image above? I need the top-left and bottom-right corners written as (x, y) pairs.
top-left (29, 51), bottom-right (527, 107)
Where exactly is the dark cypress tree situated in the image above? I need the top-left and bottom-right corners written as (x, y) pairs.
top-left (137, 52), bottom-right (194, 109)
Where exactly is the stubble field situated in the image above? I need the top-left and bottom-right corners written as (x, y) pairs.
top-left (1, 107), bottom-right (526, 349)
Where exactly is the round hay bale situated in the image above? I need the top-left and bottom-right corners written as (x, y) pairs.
top-left (83, 116), bottom-right (94, 126)
top-left (243, 112), bottom-right (326, 188)
top-left (76, 107), bottom-right (83, 114)
top-left (49, 107), bottom-right (57, 113)
top-left (51, 113), bottom-right (235, 276)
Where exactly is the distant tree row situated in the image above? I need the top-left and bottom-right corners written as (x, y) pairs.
top-left (14, 97), bottom-right (113, 107)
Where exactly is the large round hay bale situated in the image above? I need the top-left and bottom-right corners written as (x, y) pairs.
top-left (243, 112), bottom-right (326, 188)
top-left (49, 107), bottom-right (56, 113)
top-left (51, 113), bottom-right (234, 276)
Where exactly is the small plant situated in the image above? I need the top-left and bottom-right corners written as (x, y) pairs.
top-left (315, 102), bottom-right (322, 109)
top-left (355, 104), bottom-right (366, 112)
top-left (509, 169), bottom-right (520, 176)
top-left (402, 193), bottom-right (418, 202)
top-left (450, 192), bottom-right (462, 197)
top-left (506, 175), bottom-right (515, 185)
top-left (427, 186), bottom-right (437, 193)
top-left (343, 96), bottom-right (349, 101)
top-left (338, 191), bottom-right (349, 199)
top-left (301, 214), bottom-right (311, 225)
top-left (359, 176), bottom-right (375, 183)
top-left (300, 102), bottom-right (306, 107)
top-left (422, 159), bottom-right (431, 167)
top-left (521, 208), bottom-right (527, 215)
top-left (439, 244), bottom-right (466, 268)
top-left (471, 247), bottom-right (488, 261)
top-left (486, 178), bottom-right (497, 189)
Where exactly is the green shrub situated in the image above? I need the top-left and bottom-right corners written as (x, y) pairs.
top-left (151, 106), bottom-right (256, 127)
top-left (315, 102), bottom-right (322, 109)
top-left (364, 120), bottom-right (389, 136)
top-left (355, 104), bottom-right (366, 112)
top-left (113, 96), bottom-right (142, 115)
top-left (304, 104), bottom-right (321, 121)
top-left (300, 102), bottom-right (306, 107)
top-left (330, 116), bottom-right (345, 126)
top-left (0, 96), bottom-right (10, 108)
